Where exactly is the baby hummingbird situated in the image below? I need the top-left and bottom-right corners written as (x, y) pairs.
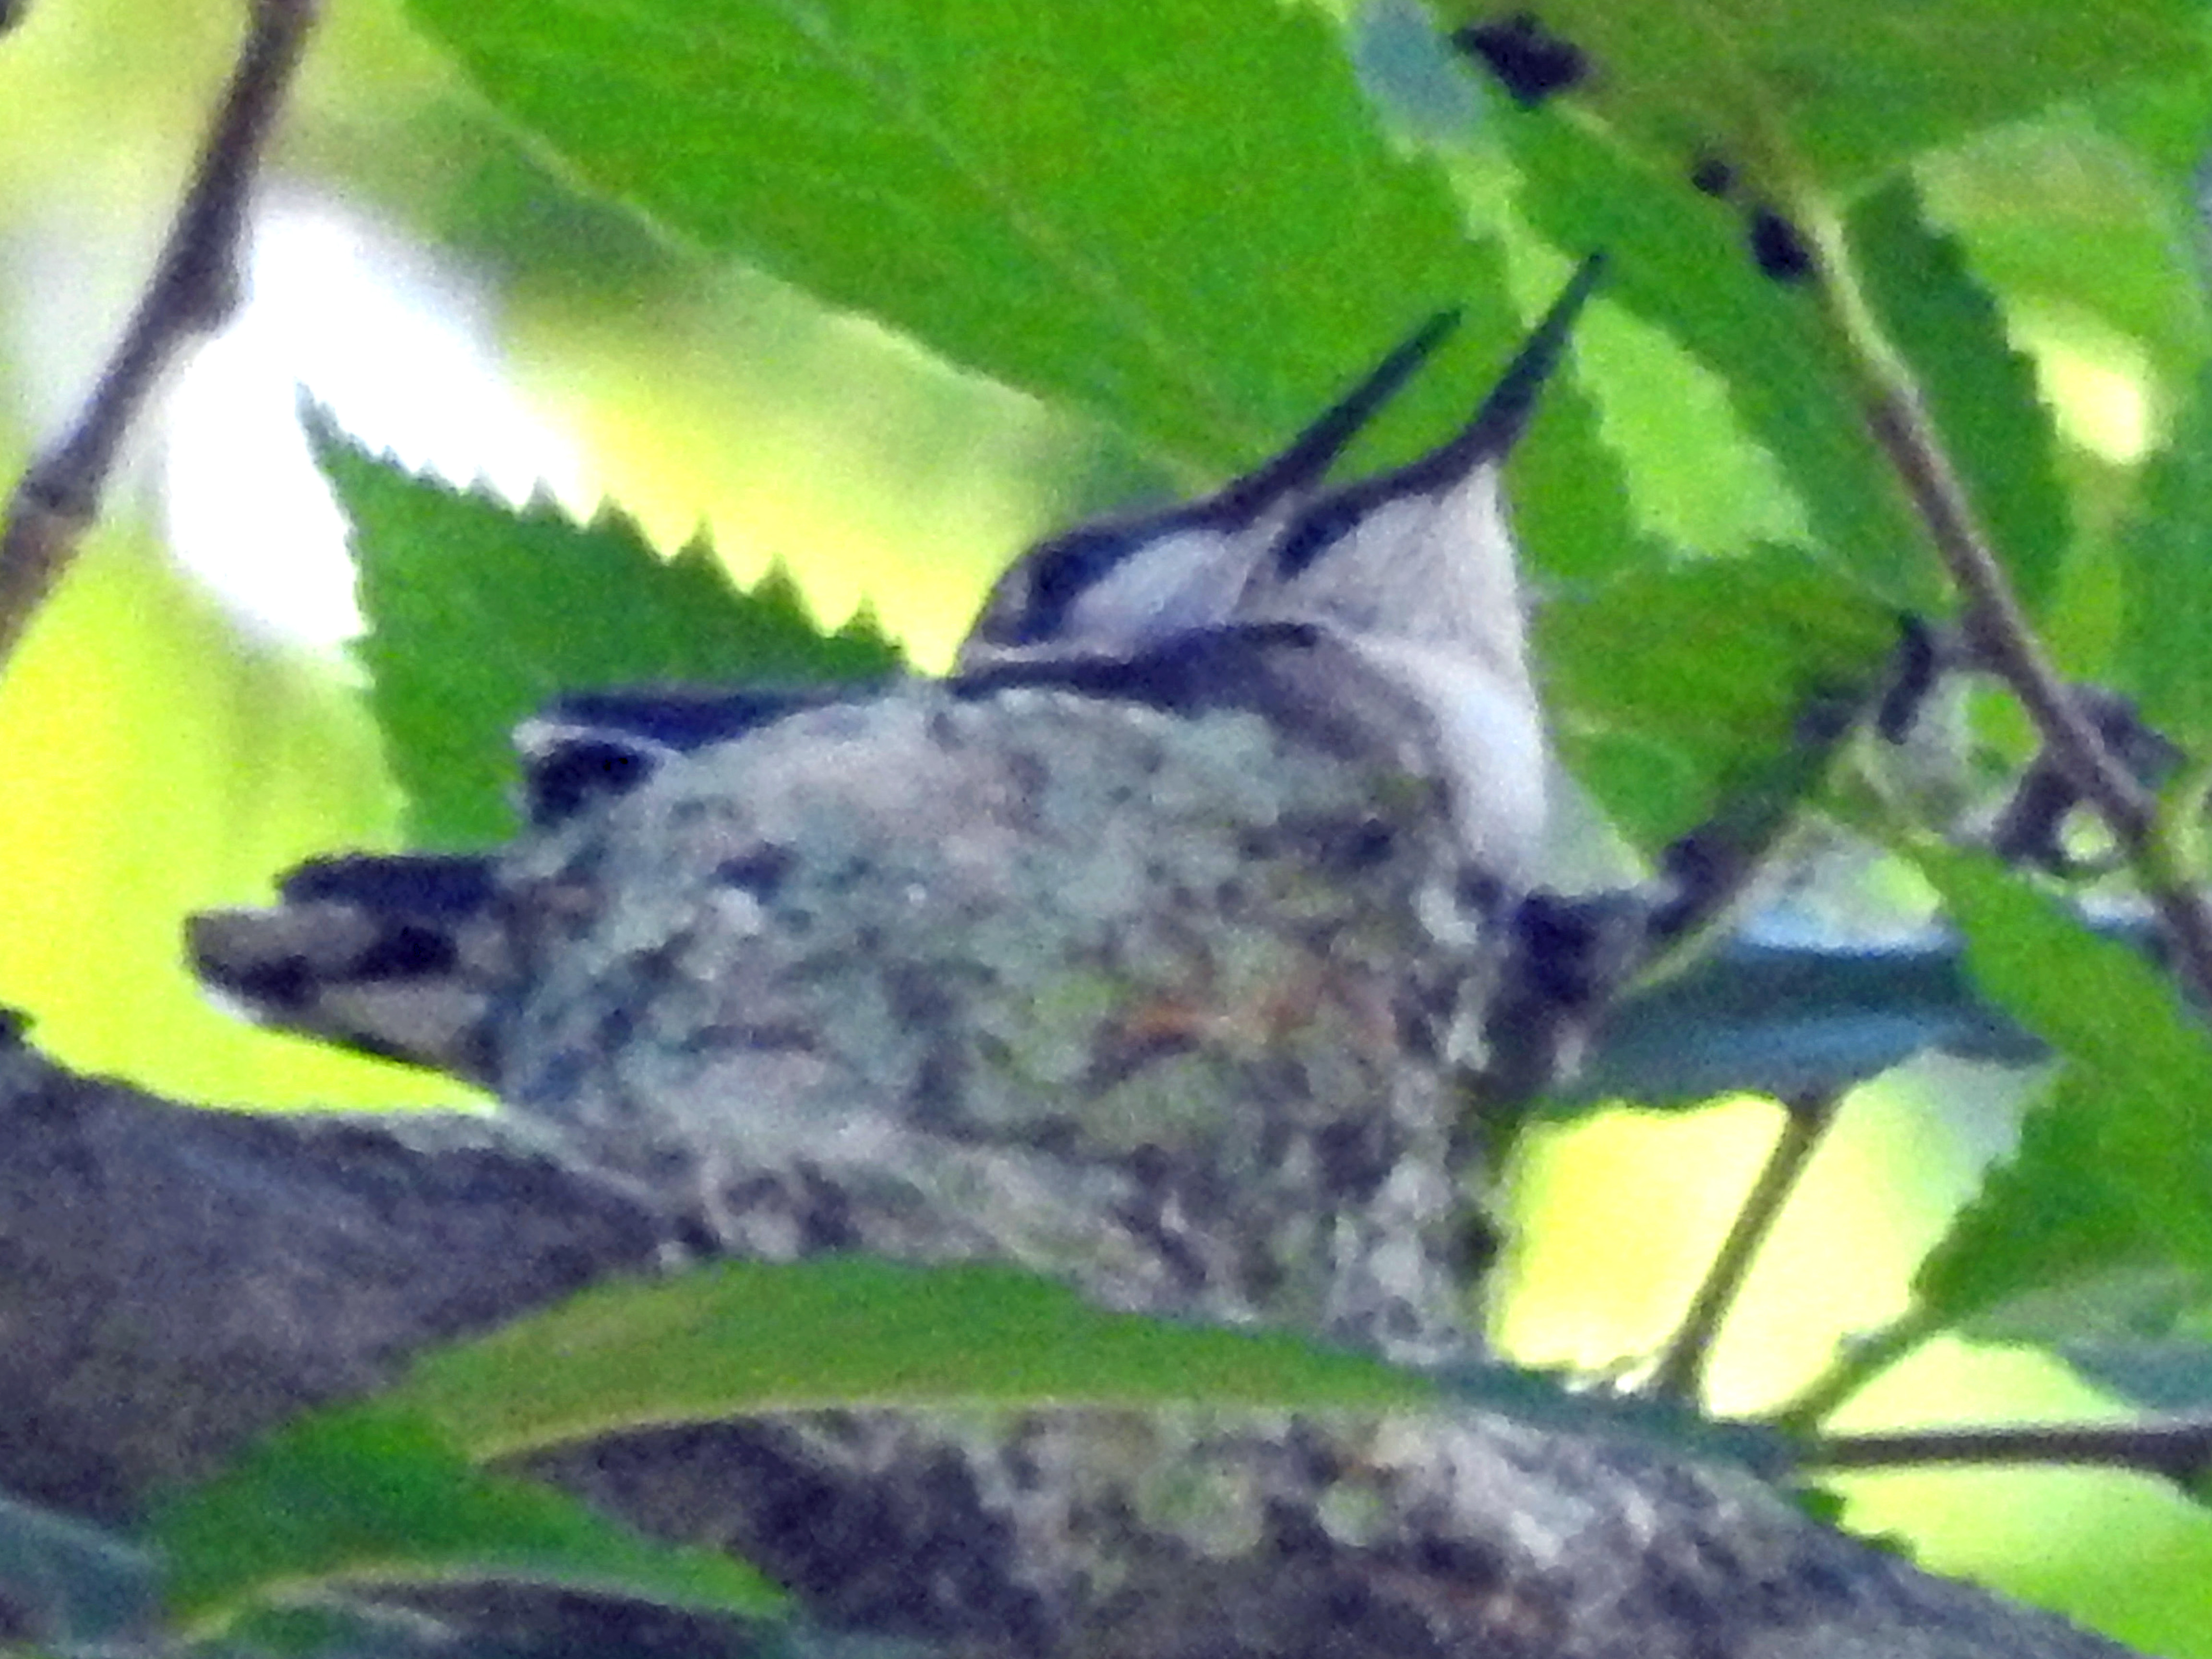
top-left (962, 255), bottom-right (1602, 886)
top-left (955, 309), bottom-right (1459, 669)
top-left (1235, 254), bottom-right (1604, 886)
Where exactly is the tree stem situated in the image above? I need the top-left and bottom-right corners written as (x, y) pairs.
top-left (1648, 1089), bottom-right (1839, 1406)
top-left (1768, 1303), bottom-right (1945, 1433)
top-left (0, 0), bottom-right (320, 675)
top-left (1809, 210), bottom-right (2212, 1015)
top-left (1814, 1413), bottom-right (2212, 1486)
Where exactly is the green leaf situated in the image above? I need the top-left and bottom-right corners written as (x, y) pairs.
top-left (155, 1262), bottom-right (1799, 1645)
top-left (1501, 111), bottom-right (1935, 606)
top-left (1540, 544), bottom-right (1896, 848)
top-left (383, 1259), bottom-right (1795, 1486)
top-left (1911, 848), bottom-right (2212, 1333)
top-left (1442, 0), bottom-right (2208, 196)
top-left (0, 1494), bottom-right (157, 1645)
top-left (311, 413), bottom-right (904, 849)
top-left (401, 0), bottom-right (1534, 484)
top-left (2051, 1331), bottom-right (2212, 1413)
top-left (2118, 357), bottom-right (2212, 750)
top-left (1507, 321), bottom-right (1664, 586)
top-left (154, 1406), bottom-right (783, 1638)
top-left (1918, 111), bottom-right (2212, 401)
top-left (389, 1258), bottom-right (1440, 1459)
top-left (1566, 930), bottom-right (2046, 1109)
top-left (1849, 179), bottom-right (2069, 616)
top-left (1914, 1066), bottom-right (2186, 1338)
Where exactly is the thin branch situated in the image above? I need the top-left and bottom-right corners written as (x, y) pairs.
top-left (1860, 373), bottom-right (2212, 1066)
top-left (1813, 1413), bottom-right (2212, 1488)
top-left (1647, 1088), bottom-right (1840, 1405)
top-left (1861, 387), bottom-right (2155, 849)
top-left (1811, 216), bottom-right (2212, 1015)
top-left (0, 0), bottom-right (321, 674)
top-left (1767, 1302), bottom-right (1947, 1434)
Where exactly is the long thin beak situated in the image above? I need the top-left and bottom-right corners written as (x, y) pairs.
top-left (1209, 305), bottom-right (1462, 522)
top-left (957, 307), bottom-right (1461, 664)
top-left (1266, 252), bottom-right (1604, 586)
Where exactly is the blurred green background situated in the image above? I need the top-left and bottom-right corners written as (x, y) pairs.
top-left (0, 0), bottom-right (2208, 1649)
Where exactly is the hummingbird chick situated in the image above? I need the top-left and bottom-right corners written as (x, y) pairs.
top-left (956, 308), bottom-right (1460, 671)
top-left (960, 255), bottom-right (1600, 886)
top-left (1233, 255), bottom-right (1603, 886)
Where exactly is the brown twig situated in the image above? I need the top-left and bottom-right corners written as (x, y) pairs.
top-left (1849, 318), bottom-right (2212, 1013)
top-left (1647, 1088), bottom-right (1840, 1405)
top-left (1863, 386), bottom-right (2155, 847)
top-left (1766, 1303), bottom-right (1948, 1434)
top-left (0, 0), bottom-right (321, 675)
top-left (1814, 1413), bottom-right (2212, 1487)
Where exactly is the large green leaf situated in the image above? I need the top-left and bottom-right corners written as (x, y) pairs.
top-left (1539, 544), bottom-right (1895, 848)
top-left (153, 1260), bottom-right (1799, 1647)
top-left (1442, 0), bottom-right (2207, 197)
top-left (1501, 112), bottom-right (1935, 606)
top-left (401, 0), bottom-right (1533, 484)
top-left (1565, 928), bottom-right (2045, 1110)
top-left (1505, 311), bottom-right (1664, 587)
top-left (388, 1258), bottom-right (1439, 1459)
top-left (1912, 1066), bottom-right (2192, 1343)
top-left (312, 414), bottom-right (903, 849)
top-left (1849, 179), bottom-right (2069, 617)
top-left (1911, 849), bottom-right (2212, 1334)
top-left (154, 1406), bottom-right (782, 1639)
top-left (2050, 1330), bottom-right (2212, 1415)
top-left (1919, 110), bottom-right (2212, 402)
top-left (2118, 357), bottom-right (2212, 752)
top-left (385, 1257), bottom-right (1793, 1483)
